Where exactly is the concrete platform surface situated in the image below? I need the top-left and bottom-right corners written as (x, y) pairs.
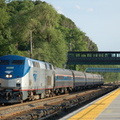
top-left (59, 88), bottom-right (120, 120)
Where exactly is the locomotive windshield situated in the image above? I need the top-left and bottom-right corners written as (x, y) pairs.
top-left (12, 60), bottom-right (24, 65)
top-left (0, 60), bottom-right (9, 65)
top-left (0, 60), bottom-right (24, 65)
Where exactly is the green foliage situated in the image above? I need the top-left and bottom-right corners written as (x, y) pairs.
top-left (5, 0), bottom-right (95, 61)
top-left (0, 1), bottom-right (14, 56)
top-left (1, 0), bottom-right (119, 82)
top-left (99, 65), bottom-right (120, 83)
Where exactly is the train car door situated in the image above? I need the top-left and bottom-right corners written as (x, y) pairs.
top-left (45, 63), bottom-right (54, 89)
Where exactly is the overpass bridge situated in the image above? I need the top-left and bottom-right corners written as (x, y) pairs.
top-left (67, 51), bottom-right (120, 72)
top-left (67, 51), bottom-right (120, 65)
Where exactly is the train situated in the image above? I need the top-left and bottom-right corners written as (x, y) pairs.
top-left (0, 55), bottom-right (104, 103)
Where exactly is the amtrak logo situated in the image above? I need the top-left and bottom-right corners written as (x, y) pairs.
top-left (33, 73), bottom-right (37, 81)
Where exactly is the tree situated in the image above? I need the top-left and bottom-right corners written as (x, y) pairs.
top-left (0, 1), bottom-right (14, 56)
top-left (5, 0), bottom-right (99, 67)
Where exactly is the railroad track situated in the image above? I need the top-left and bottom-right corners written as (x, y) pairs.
top-left (0, 93), bottom-right (70, 119)
top-left (0, 85), bottom-right (118, 120)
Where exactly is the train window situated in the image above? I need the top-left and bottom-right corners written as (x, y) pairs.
top-left (45, 63), bottom-right (50, 69)
top-left (57, 76), bottom-right (64, 80)
top-left (49, 64), bottom-right (53, 69)
top-left (33, 62), bottom-right (35, 67)
top-left (67, 76), bottom-right (72, 80)
top-left (36, 62), bottom-right (39, 67)
top-left (0, 60), bottom-right (9, 65)
top-left (12, 60), bottom-right (24, 65)
top-left (76, 54), bottom-right (80, 57)
top-left (32, 61), bottom-right (40, 68)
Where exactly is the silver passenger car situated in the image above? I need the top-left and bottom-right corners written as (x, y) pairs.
top-left (54, 68), bottom-right (74, 94)
top-left (72, 71), bottom-right (86, 90)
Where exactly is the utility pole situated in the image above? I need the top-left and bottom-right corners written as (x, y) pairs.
top-left (30, 30), bottom-right (33, 58)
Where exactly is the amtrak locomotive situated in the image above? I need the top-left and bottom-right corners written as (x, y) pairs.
top-left (0, 55), bottom-right (104, 103)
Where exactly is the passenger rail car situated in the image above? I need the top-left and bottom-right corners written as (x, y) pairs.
top-left (0, 55), bottom-right (104, 103)
top-left (72, 71), bottom-right (86, 90)
top-left (54, 68), bottom-right (73, 94)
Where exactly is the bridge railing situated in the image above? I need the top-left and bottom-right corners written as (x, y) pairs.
top-left (67, 51), bottom-right (120, 65)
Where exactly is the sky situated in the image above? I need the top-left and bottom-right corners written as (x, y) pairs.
top-left (41, 0), bottom-right (120, 51)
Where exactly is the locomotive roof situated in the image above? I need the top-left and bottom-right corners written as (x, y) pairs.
top-left (0, 55), bottom-right (26, 60)
top-left (0, 55), bottom-right (41, 62)
top-left (0, 55), bottom-right (53, 66)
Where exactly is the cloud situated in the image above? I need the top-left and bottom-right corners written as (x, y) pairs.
top-left (75, 5), bottom-right (94, 12)
top-left (75, 5), bottom-right (81, 10)
top-left (55, 6), bottom-right (63, 14)
top-left (87, 8), bottom-right (94, 12)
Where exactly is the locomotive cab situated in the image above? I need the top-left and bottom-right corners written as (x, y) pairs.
top-left (0, 55), bottom-right (28, 103)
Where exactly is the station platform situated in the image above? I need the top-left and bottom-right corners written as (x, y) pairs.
top-left (59, 88), bottom-right (120, 120)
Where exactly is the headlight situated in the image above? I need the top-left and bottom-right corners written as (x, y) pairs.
top-left (9, 75), bottom-right (12, 78)
top-left (6, 74), bottom-right (13, 78)
top-left (6, 74), bottom-right (9, 78)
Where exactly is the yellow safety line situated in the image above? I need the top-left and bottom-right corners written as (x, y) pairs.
top-left (68, 89), bottom-right (120, 120)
